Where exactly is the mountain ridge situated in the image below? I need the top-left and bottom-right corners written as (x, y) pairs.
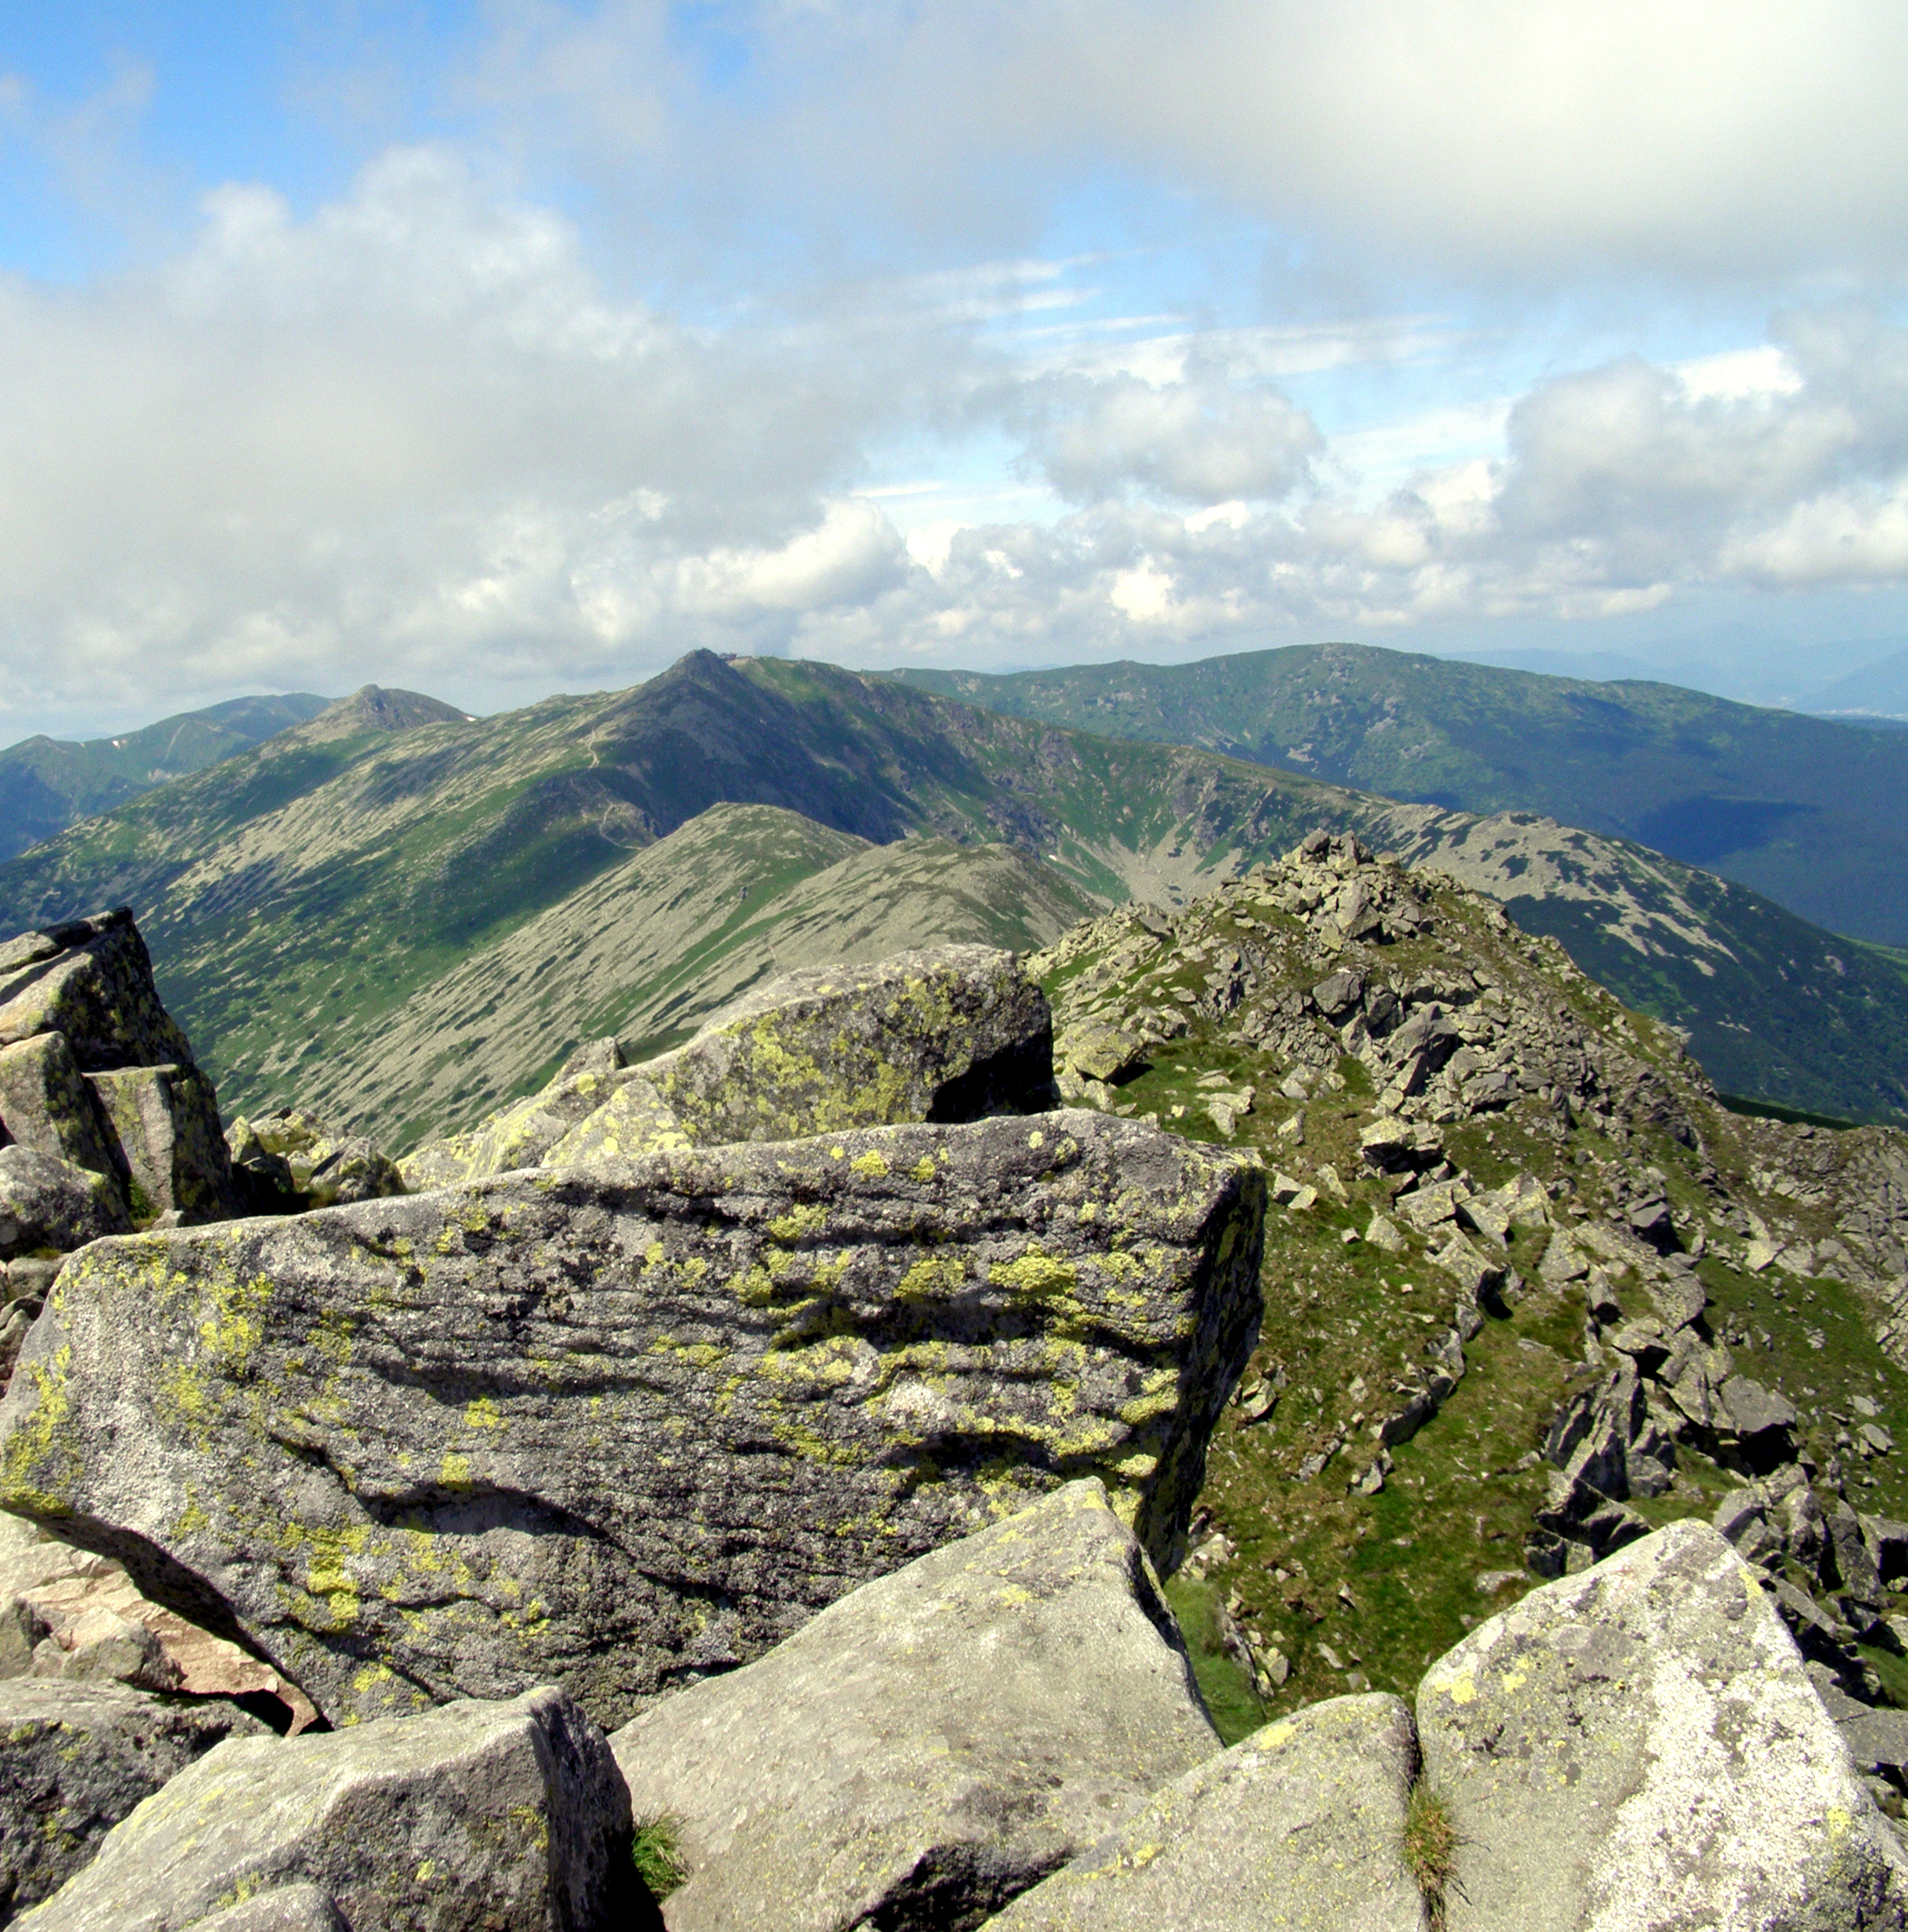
top-left (0, 691), bottom-right (333, 863)
top-left (1, 648), bottom-right (1905, 1136)
top-left (888, 640), bottom-right (1908, 948)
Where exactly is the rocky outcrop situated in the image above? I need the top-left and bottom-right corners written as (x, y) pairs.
top-left (400, 947), bottom-right (1056, 1187)
top-left (1419, 1519), bottom-right (1908, 1929)
top-left (0, 911), bottom-right (236, 1249)
top-left (226, 1109), bottom-right (403, 1213)
top-left (6, 1485), bottom-right (1899, 1929)
top-left (1035, 832), bottom-right (1707, 1156)
top-left (981, 1692), bottom-right (1428, 1932)
top-left (0, 1110), bottom-right (1263, 1730)
top-left (0, 1678), bottom-right (264, 1924)
top-left (16, 1685), bottom-right (637, 1932)
top-left (0, 1151), bottom-right (128, 1263)
top-left (0, 916), bottom-right (197, 1075)
top-left (611, 1479), bottom-right (1218, 1932)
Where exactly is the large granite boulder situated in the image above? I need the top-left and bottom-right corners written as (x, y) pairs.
top-left (0, 914), bottom-right (195, 1075)
top-left (14, 1685), bottom-right (639, 1932)
top-left (1418, 1518), bottom-right (1908, 1930)
top-left (0, 1036), bottom-right (121, 1193)
top-left (401, 946), bottom-right (1056, 1186)
top-left (981, 1693), bottom-right (1428, 1932)
top-left (611, 1478), bottom-right (1219, 1932)
top-left (0, 1677), bottom-right (265, 1922)
top-left (86, 1066), bottom-right (235, 1225)
top-left (0, 914), bottom-right (235, 1227)
top-left (0, 1149), bottom-right (129, 1261)
top-left (0, 1111), bottom-right (1263, 1730)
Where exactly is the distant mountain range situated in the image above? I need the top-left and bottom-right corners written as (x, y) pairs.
top-left (890, 642), bottom-right (1908, 948)
top-left (1807, 643), bottom-right (1908, 720)
top-left (0, 693), bottom-right (333, 862)
top-left (2, 652), bottom-right (1905, 1136)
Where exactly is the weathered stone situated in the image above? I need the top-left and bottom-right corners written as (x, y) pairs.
top-left (86, 1066), bottom-right (238, 1224)
top-left (552, 1036), bottom-right (624, 1084)
top-left (1420, 1520), bottom-right (1908, 1931)
top-left (1538, 1231), bottom-right (1589, 1284)
top-left (1828, 1499), bottom-right (1885, 1605)
top-left (1717, 1374), bottom-right (1799, 1473)
top-left (611, 1480), bottom-right (1219, 1932)
top-left (1394, 1180), bottom-right (1461, 1233)
top-left (0, 1036), bottom-right (119, 1189)
top-left (1430, 1228), bottom-right (1504, 1304)
top-left (226, 1110), bottom-right (404, 1210)
top-left (1524, 1470), bottom-right (1650, 1577)
top-left (1309, 969), bottom-right (1365, 1021)
top-left (17, 1685), bottom-right (638, 1932)
top-left (225, 1120), bottom-right (301, 1215)
top-left (1358, 1117), bottom-right (1442, 1174)
top-left (426, 946), bottom-right (1056, 1184)
top-left (395, 1066), bottom-right (631, 1191)
top-left (182, 1885), bottom-right (349, 1932)
top-left (980, 1693), bottom-right (1426, 1932)
top-left (0, 1510), bottom-right (318, 1730)
top-left (533, 1069), bottom-right (690, 1171)
top-left (0, 1110), bottom-right (1264, 1730)
top-left (1054, 1018), bottom-right (1146, 1085)
top-left (1627, 1195), bottom-right (1676, 1251)
top-left (0, 1147), bottom-right (129, 1260)
top-left (0, 911), bottom-right (195, 1074)
top-left (1864, 1514), bottom-right (1908, 1585)
top-left (1841, 1705), bottom-right (1908, 1793)
top-left (0, 1678), bottom-right (264, 1922)
top-left (1380, 1372), bottom-right (1456, 1449)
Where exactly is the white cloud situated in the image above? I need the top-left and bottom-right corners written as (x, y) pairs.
top-left (467, 3), bottom-right (1908, 290)
top-left (0, 145), bottom-right (945, 727)
top-left (1009, 365), bottom-right (1321, 506)
top-left (9, 125), bottom-right (1908, 731)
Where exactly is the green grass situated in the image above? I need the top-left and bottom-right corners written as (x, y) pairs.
top-left (1160, 1573), bottom-right (1267, 1746)
top-left (1404, 1784), bottom-right (1460, 1928)
top-left (632, 1814), bottom-right (689, 1901)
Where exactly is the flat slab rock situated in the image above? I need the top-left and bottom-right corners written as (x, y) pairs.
top-left (1418, 1518), bottom-right (1908, 1931)
top-left (15, 1685), bottom-right (637, 1932)
top-left (981, 1692), bottom-right (1428, 1932)
top-left (611, 1478), bottom-right (1219, 1932)
top-left (0, 1110), bottom-right (1263, 1730)
top-left (0, 1677), bottom-right (265, 1923)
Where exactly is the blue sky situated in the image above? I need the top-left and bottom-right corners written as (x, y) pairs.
top-left (5, 3), bottom-right (1908, 738)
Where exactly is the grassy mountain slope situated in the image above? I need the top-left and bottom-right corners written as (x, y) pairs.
top-left (256, 804), bottom-right (1092, 1148)
top-left (0, 691), bottom-right (333, 862)
top-left (890, 642), bottom-right (1908, 948)
top-left (1024, 849), bottom-right (1908, 1744)
top-left (1, 649), bottom-right (1904, 1135)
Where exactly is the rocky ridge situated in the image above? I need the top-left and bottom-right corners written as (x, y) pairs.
top-left (1030, 827), bottom-right (1908, 1791)
top-left (4, 647), bottom-right (1903, 1140)
top-left (0, 836), bottom-right (1904, 1921)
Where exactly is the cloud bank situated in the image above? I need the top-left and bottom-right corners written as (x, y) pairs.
top-left (3, 4), bottom-right (1908, 731)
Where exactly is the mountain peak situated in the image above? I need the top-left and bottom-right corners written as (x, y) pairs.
top-left (301, 686), bottom-right (470, 742)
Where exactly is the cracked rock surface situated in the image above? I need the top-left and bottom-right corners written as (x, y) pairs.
top-left (0, 1111), bottom-right (1262, 1729)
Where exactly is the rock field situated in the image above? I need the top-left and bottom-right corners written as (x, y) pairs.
top-left (0, 837), bottom-right (1905, 1924)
